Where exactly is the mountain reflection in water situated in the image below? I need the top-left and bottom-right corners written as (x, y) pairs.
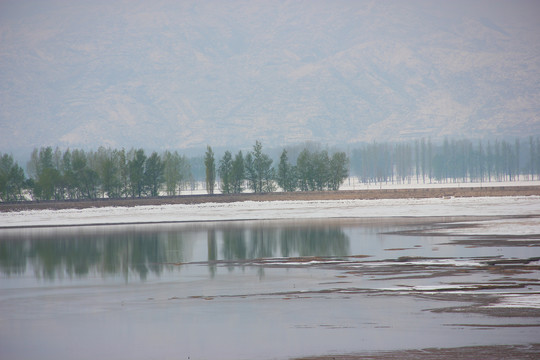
top-left (0, 221), bottom-right (350, 281)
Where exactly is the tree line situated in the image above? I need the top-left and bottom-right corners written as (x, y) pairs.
top-left (206, 140), bottom-right (349, 194)
top-left (0, 141), bottom-right (349, 201)
top-left (351, 137), bottom-right (540, 184)
top-left (1, 137), bottom-right (538, 202)
top-left (2, 147), bottom-right (193, 201)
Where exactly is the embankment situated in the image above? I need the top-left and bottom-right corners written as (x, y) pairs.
top-left (1, 185), bottom-right (539, 212)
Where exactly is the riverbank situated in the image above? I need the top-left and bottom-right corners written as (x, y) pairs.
top-left (1, 185), bottom-right (540, 212)
top-left (1, 194), bottom-right (539, 229)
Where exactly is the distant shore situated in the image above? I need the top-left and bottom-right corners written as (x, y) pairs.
top-left (1, 185), bottom-right (539, 212)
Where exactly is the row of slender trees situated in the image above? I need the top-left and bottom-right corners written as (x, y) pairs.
top-left (0, 141), bottom-right (349, 201)
top-left (351, 137), bottom-right (540, 184)
top-left (205, 141), bottom-right (350, 194)
top-left (3, 147), bottom-right (193, 201)
top-left (1, 137), bottom-right (538, 202)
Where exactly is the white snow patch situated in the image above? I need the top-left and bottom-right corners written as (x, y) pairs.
top-left (433, 217), bottom-right (540, 237)
top-left (380, 284), bottom-right (481, 292)
top-left (358, 259), bottom-right (486, 268)
top-left (1, 196), bottom-right (539, 228)
top-left (339, 179), bottom-right (540, 191)
top-left (253, 260), bottom-right (342, 266)
top-left (399, 259), bottom-right (486, 267)
top-left (487, 294), bottom-right (540, 309)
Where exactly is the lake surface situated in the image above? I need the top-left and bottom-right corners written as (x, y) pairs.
top-left (1, 218), bottom-right (539, 359)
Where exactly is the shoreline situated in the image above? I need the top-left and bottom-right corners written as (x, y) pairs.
top-left (0, 215), bottom-right (504, 231)
top-left (294, 343), bottom-right (540, 360)
top-left (1, 185), bottom-right (540, 212)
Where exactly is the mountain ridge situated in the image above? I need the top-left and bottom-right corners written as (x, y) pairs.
top-left (1, 0), bottom-right (539, 157)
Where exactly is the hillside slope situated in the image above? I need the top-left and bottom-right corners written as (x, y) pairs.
top-left (1, 0), bottom-right (539, 155)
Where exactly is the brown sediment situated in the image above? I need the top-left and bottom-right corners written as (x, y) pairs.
top-left (1, 185), bottom-right (539, 212)
top-left (448, 236), bottom-right (540, 248)
top-left (485, 257), bottom-right (540, 265)
top-left (172, 252), bottom-right (540, 322)
top-left (293, 343), bottom-right (540, 360)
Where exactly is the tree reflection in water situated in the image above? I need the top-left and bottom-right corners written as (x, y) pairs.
top-left (0, 221), bottom-right (350, 281)
top-left (0, 228), bottom-right (180, 281)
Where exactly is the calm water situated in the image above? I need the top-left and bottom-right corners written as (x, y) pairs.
top-left (0, 219), bottom-right (537, 359)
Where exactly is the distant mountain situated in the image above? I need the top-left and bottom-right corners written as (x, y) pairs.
top-left (1, 0), bottom-right (539, 157)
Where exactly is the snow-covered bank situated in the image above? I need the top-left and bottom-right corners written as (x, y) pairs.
top-left (1, 196), bottom-right (539, 229)
top-left (339, 178), bottom-right (540, 191)
top-left (180, 179), bottom-right (540, 195)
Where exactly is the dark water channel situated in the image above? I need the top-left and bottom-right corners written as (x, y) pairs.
top-left (1, 218), bottom-right (538, 359)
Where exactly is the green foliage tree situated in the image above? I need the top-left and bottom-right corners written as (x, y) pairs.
top-left (296, 149), bottom-right (312, 191)
top-left (218, 151), bottom-right (233, 194)
top-left (27, 147), bottom-right (61, 200)
top-left (0, 153), bottom-right (25, 201)
top-left (231, 151), bottom-right (245, 193)
top-left (328, 151), bottom-right (349, 191)
top-left (295, 148), bottom-right (348, 191)
top-left (312, 150), bottom-right (330, 191)
top-left (60, 149), bottom-right (75, 199)
top-left (145, 152), bottom-right (165, 197)
top-left (36, 168), bottom-right (60, 200)
top-left (277, 149), bottom-right (297, 192)
top-left (101, 148), bottom-right (124, 198)
top-left (71, 149), bottom-right (99, 199)
top-left (204, 146), bottom-right (216, 195)
top-left (245, 141), bottom-right (274, 193)
top-left (117, 149), bottom-right (129, 197)
top-left (163, 150), bottom-right (190, 196)
top-left (244, 152), bottom-right (256, 193)
top-left (128, 149), bottom-right (147, 198)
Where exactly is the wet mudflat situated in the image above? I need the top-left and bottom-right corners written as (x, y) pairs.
top-left (0, 216), bottom-right (539, 360)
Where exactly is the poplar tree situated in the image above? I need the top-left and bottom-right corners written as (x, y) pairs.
top-left (163, 150), bottom-right (185, 196)
top-left (0, 153), bottom-right (25, 201)
top-left (296, 149), bottom-right (312, 191)
top-left (328, 152), bottom-right (349, 191)
top-left (245, 141), bottom-right (274, 193)
top-left (218, 151), bottom-right (233, 194)
top-left (204, 146), bottom-right (216, 194)
top-left (231, 151), bottom-right (245, 193)
top-left (277, 149), bottom-right (297, 192)
top-left (145, 152), bottom-right (164, 197)
top-left (128, 149), bottom-right (147, 198)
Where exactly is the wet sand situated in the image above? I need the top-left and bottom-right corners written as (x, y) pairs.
top-left (295, 343), bottom-right (540, 359)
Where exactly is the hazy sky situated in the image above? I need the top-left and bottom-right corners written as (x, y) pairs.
top-left (1, 0), bottom-right (539, 157)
